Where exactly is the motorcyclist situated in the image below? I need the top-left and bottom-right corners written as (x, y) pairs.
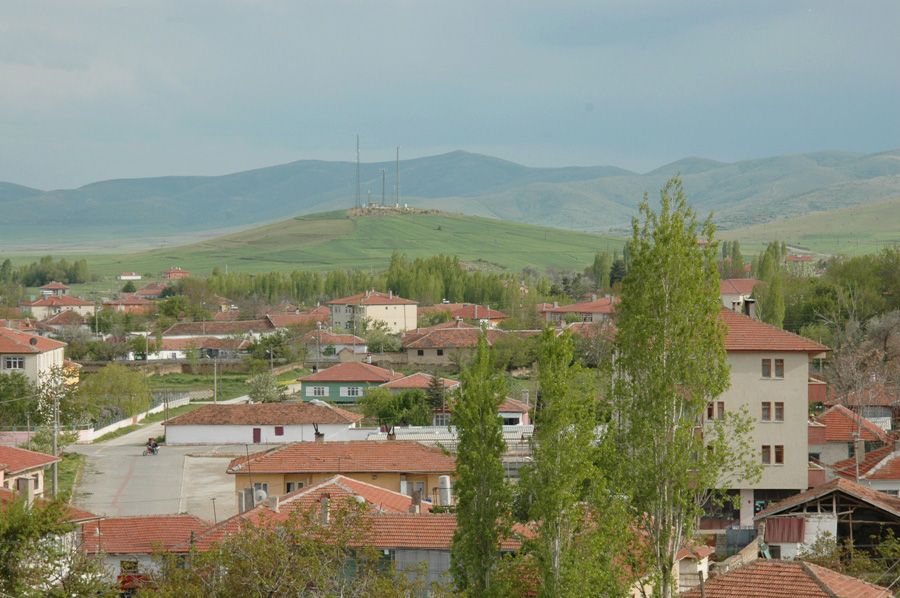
top-left (146, 438), bottom-right (159, 455)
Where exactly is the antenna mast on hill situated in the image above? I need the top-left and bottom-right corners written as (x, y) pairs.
top-left (396, 145), bottom-right (401, 207)
top-left (355, 135), bottom-right (361, 209)
top-left (381, 168), bottom-right (386, 206)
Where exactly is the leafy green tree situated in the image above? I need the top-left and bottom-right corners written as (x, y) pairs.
top-left (0, 372), bottom-right (38, 427)
top-left (121, 280), bottom-right (137, 293)
top-left (0, 495), bottom-right (114, 597)
top-left (426, 373), bottom-right (448, 412)
top-left (248, 372), bottom-right (287, 403)
top-left (359, 387), bottom-right (431, 432)
top-left (520, 329), bottom-right (631, 596)
top-left (610, 177), bottom-right (759, 597)
top-left (757, 274), bottom-right (786, 328)
top-left (491, 332), bottom-right (538, 371)
top-left (365, 326), bottom-right (401, 353)
top-left (143, 497), bottom-right (424, 597)
top-left (450, 333), bottom-right (511, 597)
top-left (79, 363), bottom-right (152, 420)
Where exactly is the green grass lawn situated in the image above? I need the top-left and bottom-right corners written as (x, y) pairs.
top-left (146, 372), bottom-right (254, 401)
top-left (57, 452), bottom-right (85, 499)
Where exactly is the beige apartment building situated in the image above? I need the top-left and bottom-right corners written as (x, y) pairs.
top-left (327, 290), bottom-right (417, 334)
top-left (713, 309), bottom-right (829, 527)
top-left (0, 327), bottom-right (66, 386)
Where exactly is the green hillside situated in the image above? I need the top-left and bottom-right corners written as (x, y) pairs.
top-left (80, 209), bottom-right (626, 276)
top-left (720, 197), bottom-right (900, 256)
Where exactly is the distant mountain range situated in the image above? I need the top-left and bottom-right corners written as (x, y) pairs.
top-left (3, 149), bottom-right (899, 250)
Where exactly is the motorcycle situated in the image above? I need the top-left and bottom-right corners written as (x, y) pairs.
top-left (142, 445), bottom-right (159, 456)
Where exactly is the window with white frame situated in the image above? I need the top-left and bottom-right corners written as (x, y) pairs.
top-left (341, 386), bottom-right (361, 397)
top-left (433, 412), bottom-right (451, 426)
top-left (307, 386), bottom-right (328, 397)
top-left (3, 356), bottom-right (24, 370)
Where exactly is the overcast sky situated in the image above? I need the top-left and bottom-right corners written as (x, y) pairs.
top-left (2, 0), bottom-right (898, 190)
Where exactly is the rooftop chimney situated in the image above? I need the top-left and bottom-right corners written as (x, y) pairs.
top-left (314, 431), bottom-right (325, 443)
top-left (389, 289), bottom-right (393, 299)
top-left (16, 477), bottom-right (35, 507)
top-left (320, 495), bottom-right (330, 524)
top-left (267, 496), bottom-right (280, 513)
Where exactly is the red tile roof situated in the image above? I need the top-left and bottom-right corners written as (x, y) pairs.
top-left (327, 290), bottom-right (416, 306)
top-left (755, 477), bottom-right (900, 520)
top-left (41, 310), bottom-right (88, 326)
top-left (226, 441), bottom-right (455, 475)
top-left (135, 282), bottom-right (169, 297)
top-left (813, 405), bottom-right (889, 444)
top-left (379, 372), bottom-right (460, 391)
top-left (103, 294), bottom-right (155, 307)
top-left (299, 361), bottom-right (402, 383)
top-left (830, 444), bottom-right (900, 481)
top-left (301, 329), bottom-right (367, 345)
top-left (0, 445), bottom-right (61, 474)
top-left (0, 327), bottom-right (66, 353)
top-left (165, 403), bottom-right (362, 427)
top-left (720, 309), bottom-right (830, 353)
top-left (546, 297), bottom-right (618, 315)
top-left (81, 515), bottom-right (211, 555)
top-left (499, 397), bottom-right (530, 413)
top-left (266, 310), bottom-right (329, 327)
top-left (825, 384), bottom-right (900, 409)
top-left (213, 310), bottom-right (240, 321)
top-left (401, 322), bottom-right (505, 349)
top-left (20, 295), bottom-right (93, 307)
top-left (720, 278), bottom-right (761, 295)
top-left (419, 304), bottom-right (508, 320)
top-left (162, 319), bottom-right (275, 336)
top-left (786, 255), bottom-right (814, 262)
top-left (682, 560), bottom-right (888, 597)
top-left (39, 282), bottom-right (69, 290)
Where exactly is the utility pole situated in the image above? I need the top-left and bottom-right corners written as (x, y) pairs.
top-left (356, 135), bottom-right (361, 209)
top-left (381, 168), bottom-right (386, 206)
top-left (213, 356), bottom-right (218, 404)
top-left (51, 387), bottom-right (59, 498)
top-left (396, 145), bottom-right (400, 206)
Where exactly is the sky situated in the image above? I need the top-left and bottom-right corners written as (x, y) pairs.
top-left (2, 0), bottom-right (899, 190)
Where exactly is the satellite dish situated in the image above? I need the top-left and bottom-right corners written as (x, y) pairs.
top-left (254, 489), bottom-right (268, 504)
top-left (30, 337), bottom-right (38, 346)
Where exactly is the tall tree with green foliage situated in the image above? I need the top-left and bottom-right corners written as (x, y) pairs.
top-left (450, 333), bottom-right (511, 597)
top-left (248, 372), bottom-right (287, 403)
top-left (757, 274), bottom-right (786, 328)
top-left (520, 329), bottom-right (633, 596)
top-left (359, 387), bottom-right (431, 432)
top-left (611, 176), bottom-right (759, 597)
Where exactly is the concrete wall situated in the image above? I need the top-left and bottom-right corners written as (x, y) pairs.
top-left (769, 513), bottom-right (837, 560)
top-left (165, 422), bottom-right (359, 445)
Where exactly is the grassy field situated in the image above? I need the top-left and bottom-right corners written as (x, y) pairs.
top-left (719, 197), bottom-right (900, 256)
top-left (7, 209), bottom-right (626, 277)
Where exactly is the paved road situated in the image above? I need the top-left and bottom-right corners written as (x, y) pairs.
top-left (69, 395), bottom-right (276, 524)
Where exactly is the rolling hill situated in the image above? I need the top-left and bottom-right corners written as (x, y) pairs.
top-left (2, 149), bottom-right (899, 253)
top-left (79, 209), bottom-right (627, 276)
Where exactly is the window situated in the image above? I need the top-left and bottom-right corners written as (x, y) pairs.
top-left (437, 349), bottom-right (444, 356)
top-left (774, 445), bottom-right (784, 465)
top-left (774, 359), bottom-right (784, 378)
top-left (716, 402), bottom-right (725, 420)
top-left (761, 359), bottom-right (772, 378)
top-left (286, 481), bottom-right (304, 493)
top-left (761, 402), bottom-right (771, 421)
top-left (809, 452), bottom-right (821, 461)
top-left (761, 445), bottom-right (771, 465)
top-left (707, 402), bottom-right (715, 420)
top-left (3, 356), bottom-right (24, 370)
top-left (774, 402), bottom-right (784, 422)
top-left (417, 349), bottom-right (424, 356)
top-left (274, 426), bottom-right (284, 436)
top-left (254, 482), bottom-right (268, 493)
top-left (120, 560), bottom-right (139, 575)
top-left (406, 481), bottom-right (425, 497)
top-left (433, 412), bottom-right (451, 426)
top-left (346, 386), bottom-right (361, 397)
top-left (307, 386), bottom-right (328, 397)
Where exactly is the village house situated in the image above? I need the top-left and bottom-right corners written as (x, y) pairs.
top-left (542, 296), bottom-right (617, 325)
top-left (301, 329), bottom-right (368, 362)
top-left (720, 278), bottom-right (761, 314)
top-left (164, 401), bottom-right (365, 445)
top-left (19, 294), bottom-right (96, 320)
top-left (827, 441), bottom-right (900, 496)
top-left (130, 336), bottom-right (250, 361)
top-left (0, 445), bottom-right (61, 499)
top-left (754, 476), bottom-right (900, 561)
top-left (81, 514), bottom-right (211, 589)
top-left (116, 272), bottom-right (142, 281)
top-left (134, 281), bottom-right (169, 299)
top-left (226, 440), bottom-right (456, 505)
top-left (328, 290), bottom-right (418, 334)
top-left (401, 320), bottom-right (506, 366)
top-left (785, 255), bottom-right (816, 277)
top-left (103, 293), bottom-right (156, 315)
top-left (38, 310), bottom-right (91, 336)
top-left (824, 383), bottom-right (900, 431)
top-left (161, 267), bottom-right (190, 280)
top-left (703, 309), bottom-right (829, 529)
top-left (39, 282), bottom-right (70, 298)
top-left (682, 559), bottom-right (889, 597)
top-left (0, 326), bottom-right (66, 385)
top-left (418, 303), bottom-right (509, 327)
top-left (297, 361), bottom-right (402, 402)
top-left (808, 404), bottom-right (889, 465)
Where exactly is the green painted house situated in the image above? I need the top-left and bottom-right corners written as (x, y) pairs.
top-left (298, 361), bottom-right (402, 403)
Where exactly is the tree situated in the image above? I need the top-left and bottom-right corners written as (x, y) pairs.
top-left (143, 497), bottom-right (424, 597)
top-left (0, 372), bottom-right (38, 427)
top-left (0, 495), bottom-right (114, 597)
top-left (79, 363), bottom-right (152, 421)
top-left (757, 274), bottom-right (786, 328)
top-left (610, 177), bottom-right (759, 597)
top-left (121, 280), bottom-right (137, 293)
top-left (359, 387), bottom-right (431, 432)
top-left (247, 372), bottom-right (287, 403)
top-left (520, 329), bottom-right (631, 596)
top-left (450, 333), bottom-right (511, 597)
top-left (426, 372), bottom-right (448, 411)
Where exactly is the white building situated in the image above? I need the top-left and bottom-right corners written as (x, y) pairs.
top-left (327, 290), bottom-right (417, 334)
top-left (0, 326), bottom-right (66, 386)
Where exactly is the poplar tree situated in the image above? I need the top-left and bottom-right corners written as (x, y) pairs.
top-left (611, 176), bottom-right (758, 597)
top-left (450, 333), bottom-right (511, 597)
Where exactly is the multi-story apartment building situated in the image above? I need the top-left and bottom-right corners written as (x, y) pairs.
top-left (327, 290), bottom-right (417, 334)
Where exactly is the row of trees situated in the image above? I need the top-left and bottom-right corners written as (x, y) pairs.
top-left (450, 178), bottom-right (759, 597)
top-left (0, 255), bottom-right (91, 287)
